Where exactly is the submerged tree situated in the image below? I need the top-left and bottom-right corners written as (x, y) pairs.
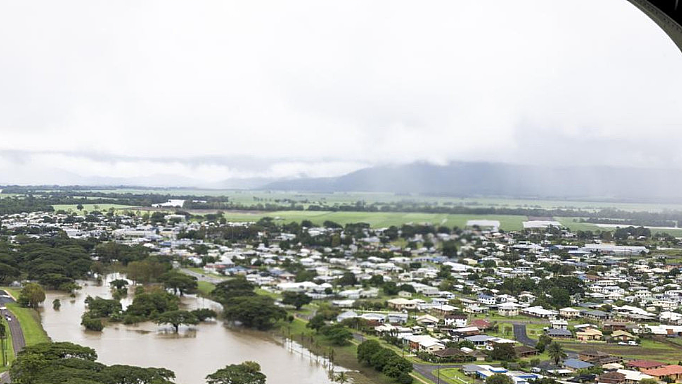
top-left (206, 361), bottom-right (266, 384)
top-left (156, 310), bottom-right (198, 333)
top-left (18, 283), bottom-right (46, 309)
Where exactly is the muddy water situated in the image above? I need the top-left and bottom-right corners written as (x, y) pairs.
top-left (39, 275), bottom-right (336, 384)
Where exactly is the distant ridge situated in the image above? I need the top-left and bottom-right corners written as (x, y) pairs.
top-left (261, 161), bottom-right (682, 202)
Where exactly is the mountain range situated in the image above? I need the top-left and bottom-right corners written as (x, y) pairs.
top-left (260, 162), bottom-right (682, 202)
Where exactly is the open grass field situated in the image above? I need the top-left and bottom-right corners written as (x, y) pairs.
top-left (220, 211), bottom-right (528, 230)
top-left (52, 203), bottom-right (134, 212)
top-left (556, 216), bottom-right (682, 236)
top-left (558, 339), bottom-right (682, 364)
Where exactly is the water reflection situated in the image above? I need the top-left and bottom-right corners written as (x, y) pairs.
top-left (39, 275), bottom-right (335, 384)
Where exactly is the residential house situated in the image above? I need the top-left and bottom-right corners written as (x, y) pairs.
top-left (627, 360), bottom-right (667, 371)
top-left (598, 371), bottom-right (626, 384)
top-left (615, 369), bottom-right (654, 384)
top-left (416, 315), bottom-right (439, 327)
top-left (445, 314), bottom-right (468, 328)
top-left (611, 330), bottom-right (636, 342)
top-left (387, 298), bottom-right (419, 311)
top-left (576, 328), bottom-right (604, 341)
top-left (550, 319), bottom-right (569, 330)
top-left (547, 328), bottom-right (573, 339)
top-left (564, 358), bottom-right (594, 372)
top-left (642, 365), bottom-right (682, 382)
top-left (498, 303), bottom-right (521, 317)
top-left (560, 307), bottom-right (582, 319)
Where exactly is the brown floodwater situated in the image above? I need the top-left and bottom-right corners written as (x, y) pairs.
top-left (39, 275), bottom-right (336, 384)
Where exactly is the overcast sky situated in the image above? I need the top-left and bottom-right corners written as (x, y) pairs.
top-left (1, 0), bottom-right (681, 186)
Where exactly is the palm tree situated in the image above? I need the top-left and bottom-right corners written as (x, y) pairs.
top-left (334, 372), bottom-right (349, 384)
top-left (546, 341), bottom-right (567, 365)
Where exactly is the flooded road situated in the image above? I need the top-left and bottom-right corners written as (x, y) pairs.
top-left (39, 275), bottom-right (336, 384)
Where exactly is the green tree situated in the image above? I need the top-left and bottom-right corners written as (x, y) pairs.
top-left (211, 277), bottom-right (256, 303)
top-left (18, 283), bottom-right (46, 309)
top-left (156, 310), bottom-right (199, 333)
top-left (0, 263), bottom-right (20, 284)
top-left (159, 271), bottom-right (198, 296)
top-left (337, 272), bottom-right (357, 286)
top-left (546, 342), bottom-right (567, 365)
top-left (223, 296), bottom-right (286, 330)
top-left (536, 334), bottom-right (552, 353)
top-left (191, 308), bottom-right (218, 321)
top-left (126, 260), bottom-right (168, 283)
top-left (490, 343), bottom-right (517, 362)
top-left (382, 355), bottom-right (413, 379)
top-left (307, 314), bottom-right (326, 331)
top-left (442, 240), bottom-right (458, 257)
top-left (125, 289), bottom-right (179, 320)
top-left (486, 373), bottom-right (514, 384)
top-left (206, 361), bottom-right (266, 384)
top-left (10, 342), bottom-right (175, 384)
top-left (357, 340), bottom-right (382, 365)
top-left (281, 291), bottom-right (312, 310)
top-left (320, 324), bottom-right (353, 346)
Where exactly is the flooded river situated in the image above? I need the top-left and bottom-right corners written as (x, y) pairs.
top-left (39, 275), bottom-right (336, 384)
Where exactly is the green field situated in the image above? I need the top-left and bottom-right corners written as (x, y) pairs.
top-left (557, 216), bottom-right (682, 236)
top-left (73, 189), bottom-right (682, 213)
top-left (52, 204), bottom-right (134, 212)
top-left (196, 281), bottom-right (216, 296)
top-left (219, 211), bottom-right (528, 230)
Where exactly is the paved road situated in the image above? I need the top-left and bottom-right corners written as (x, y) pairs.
top-left (512, 323), bottom-right (537, 347)
top-left (179, 268), bottom-right (225, 285)
top-left (0, 289), bottom-right (25, 383)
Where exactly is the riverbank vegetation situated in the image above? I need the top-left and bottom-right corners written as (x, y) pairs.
top-left (210, 277), bottom-right (287, 330)
top-left (81, 287), bottom-right (214, 331)
top-left (10, 342), bottom-right (176, 384)
top-left (10, 340), bottom-right (267, 384)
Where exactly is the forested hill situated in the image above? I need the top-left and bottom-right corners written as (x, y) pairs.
top-left (262, 162), bottom-right (682, 201)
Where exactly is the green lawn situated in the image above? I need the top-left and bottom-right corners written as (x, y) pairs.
top-left (556, 217), bottom-right (682, 236)
top-left (196, 281), bottom-right (216, 296)
top-left (439, 368), bottom-right (470, 384)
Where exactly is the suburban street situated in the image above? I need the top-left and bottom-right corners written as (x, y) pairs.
top-left (512, 323), bottom-right (537, 347)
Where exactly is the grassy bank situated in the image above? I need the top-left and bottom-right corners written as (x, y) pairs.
top-left (5, 303), bottom-right (50, 346)
top-left (2, 287), bottom-right (50, 347)
top-left (278, 318), bottom-right (396, 384)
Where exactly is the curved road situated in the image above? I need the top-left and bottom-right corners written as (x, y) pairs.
top-left (0, 289), bottom-right (27, 383)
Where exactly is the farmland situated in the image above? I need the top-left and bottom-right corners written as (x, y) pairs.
top-left (219, 211), bottom-right (529, 230)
